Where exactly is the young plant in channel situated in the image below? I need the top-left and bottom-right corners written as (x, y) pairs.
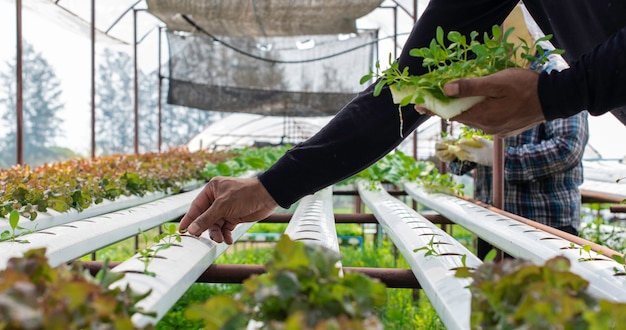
top-left (137, 224), bottom-right (182, 277)
top-left (0, 209), bottom-right (30, 243)
top-left (413, 235), bottom-right (445, 257)
top-left (611, 253), bottom-right (626, 276)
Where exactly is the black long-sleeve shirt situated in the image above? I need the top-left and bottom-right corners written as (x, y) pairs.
top-left (259, 0), bottom-right (626, 208)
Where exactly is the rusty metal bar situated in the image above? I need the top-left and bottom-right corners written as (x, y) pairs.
top-left (133, 8), bottom-right (139, 154)
top-left (459, 195), bottom-right (624, 259)
top-left (259, 213), bottom-right (452, 225)
top-left (15, 0), bottom-right (23, 165)
top-left (492, 136), bottom-right (505, 261)
top-left (492, 136), bottom-right (504, 209)
top-left (90, 0), bottom-right (96, 158)
top-left (80, 262), bottom-right (420, 289)
top-left (581, 190), bottom-right (623, 204)
top-left (609, 204), bottom-right (626, 213)
top-left (333, 190), bottom-right (406, 196)
top-left (157, 26), bottom-right (163, 153)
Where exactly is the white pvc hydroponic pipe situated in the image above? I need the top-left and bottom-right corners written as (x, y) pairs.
top-left (0, 192), bottom-right (166, 237)
top-left (284, 187), bottom-right (340, 253)
top-left (111, 221), bottom-right (256, 328)
top-left (358, 180), bottom-right (481, 330)
top-left (0, 187), bottom-right (202, 270)
top-left (403, 182), bottom-right (626, 303)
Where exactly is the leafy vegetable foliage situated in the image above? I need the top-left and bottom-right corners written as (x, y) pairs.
top-left (1, 142), bottom-right (463, 228)
top-left (204, 146), bottom-right (465, 197)
top-left (0, 210), bottom-right (30, 243)
top-left (340, 149), bottom-right (464, 196)
top-left (137, 224), bottom-right (182, 277)
top-left (361, 25), bottom-right (560, 106)
top-left (456, 256), bottom-right (626, 329)
top-left (0, 147), bottom-right (229, 220)
top-left (201, 145), bottom-right (292, 179)
top-left (185, 235), bottom-right (387, 329)
top-left (0, 248), bottom-right (155, 329)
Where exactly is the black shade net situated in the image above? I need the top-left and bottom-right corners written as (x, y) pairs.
top-left (166, 29), bottom-right (378, 117)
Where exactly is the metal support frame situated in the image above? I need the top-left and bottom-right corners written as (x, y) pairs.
top-left (133, 9), bottom-right (139, 154)
top-left (157, 26), bottom-right (163, 152)
top-left (81, 262), bottom-right (420, 289)
top-left (15, 0), bottom-right (23, 165)
top-left (91, 0), bottom-right (96, 158)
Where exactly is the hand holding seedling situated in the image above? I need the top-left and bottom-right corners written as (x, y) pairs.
top-left (454, 136), bottom-right (494, 166)
top-left (179, 177), bottom-right (278, 243)
top-left (431, 68), bottom-right (546, 137)
top-left (434, 140), bottom-right (457, 163)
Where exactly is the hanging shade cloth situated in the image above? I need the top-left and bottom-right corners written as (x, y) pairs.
top-left (166, 30), bottom-right (378, 116)
top-left (146, 0), bottom-right (384, 37)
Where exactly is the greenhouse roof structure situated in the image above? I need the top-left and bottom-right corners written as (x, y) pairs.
top-left (145, 0), bottom-right (385, 37)
top-left (186, 113), bottom-right (450, 161)
top-left (187, 113), bottom-right (334, 152)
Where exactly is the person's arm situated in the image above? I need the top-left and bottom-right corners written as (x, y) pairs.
top-left (260, 0), bottom-right (518, 208)
top-left (180, 0), bottom-right (518, 238)
top-left (504, 112), bottom-right (588, 183)
top-left (539, 26), bottom-right (626, 120)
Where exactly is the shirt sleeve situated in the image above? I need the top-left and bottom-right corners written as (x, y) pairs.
top-left (504, 111), bottom-right (589, 183)
top-left (538, 26), bottom-right (626, 119)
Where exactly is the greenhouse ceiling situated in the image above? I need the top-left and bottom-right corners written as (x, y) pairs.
top-left (144, 0), bottom-right (385, 37)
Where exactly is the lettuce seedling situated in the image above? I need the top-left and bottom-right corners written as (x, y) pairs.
top-left (361, 25), bottom-right (561, 120)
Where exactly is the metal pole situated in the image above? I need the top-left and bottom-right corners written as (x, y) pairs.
top-left (81, 262), bottom-right (421, 289)
top-left (157, 26), bottom-right (163, 153)
top-left (412, 0), bottom-right (418, 161)
top-left (15, 0), bottom-right (23, 165)
top-left (133, 9), bottom-right (139, 154)
top-left (492, 136), bottom-right (505, 261)
top-left (393, 6), bottom-right (398, 59)
top-left (90, 0), bottom-right (96, 158)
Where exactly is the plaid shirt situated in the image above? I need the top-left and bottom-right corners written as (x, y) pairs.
top-left (449, 111), bottom-right (589, 229)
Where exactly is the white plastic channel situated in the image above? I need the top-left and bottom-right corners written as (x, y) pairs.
top-left (111, 222), bottom-right (255, 328)
top-left (580, 179), bottom-right (626, 200)
top-left (0, 192), bottom-right (166, 237)
top-left (583, 160), bottom-right (626, 183)
top-left (284, 187), bottom-right (340, 252)
top-left (358, 180), bottom-right (481, 330)
top-left (403, 182), bottom-right (626, 303)
top-left (0, 188), bottom-right (202, 270)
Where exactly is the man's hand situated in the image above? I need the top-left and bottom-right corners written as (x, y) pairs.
top-left (179, 176), bottom-right (278, 244)
top-left (416, 68), bottom-right (546, 137)
top-left (454, 136), bottom-right (494, 166)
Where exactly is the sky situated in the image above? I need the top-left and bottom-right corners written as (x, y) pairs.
top-left (0, 0), bottom-right (625, 160)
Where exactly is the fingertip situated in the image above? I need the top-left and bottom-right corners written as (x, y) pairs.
top-left (444, 81), bottom-right (460, 96)
top-left (414, 106), bottom-right (430, 115)
top-left (223, 231), bottom-right (233, 245)
top-left (188, 223), bottom-right (201, 236)
top-left (209, 230), bottom-right (224, 243)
